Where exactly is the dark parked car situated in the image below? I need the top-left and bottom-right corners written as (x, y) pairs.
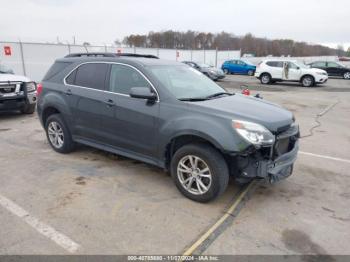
top-left (37, 53), bottom-right (299, 202)
top-left (182, 61), bottom-right (225, 81)
top-left (308, 61), bottom-right (350, 79)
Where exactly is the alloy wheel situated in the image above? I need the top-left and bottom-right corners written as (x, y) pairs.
top-left (302, 77), bottom-right (313, 87)
top-left (344, 72), bottom-right (350, 79)
top-left (261, 74), bottom-right (270, 84)
top-left (48, 121), bottom-right (64, 148)
top-left (177, 155), bottom-right (212, 195)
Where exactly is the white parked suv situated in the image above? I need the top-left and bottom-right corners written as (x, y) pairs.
top-left (255, 60), bottom-right (328, 87)
top-left (0, 64), bottom-right (37, 113)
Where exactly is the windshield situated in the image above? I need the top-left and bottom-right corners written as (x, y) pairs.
top-left (0, 64), bottom-right (14, 74)
top-left (242, 60), bottom-right (254, 66)
top-left (149, 65), bottom-right (225, 100)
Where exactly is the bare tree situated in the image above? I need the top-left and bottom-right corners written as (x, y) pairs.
top-left (121, 30), bottom-right (344, 56)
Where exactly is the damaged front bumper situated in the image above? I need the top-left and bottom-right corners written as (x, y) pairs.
top-left (233, 124), bottom-right (299, 183)
top-left (259, 140), bottom-right (298, 183)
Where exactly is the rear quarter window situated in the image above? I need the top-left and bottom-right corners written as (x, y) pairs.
top-left (266, 61), bottom-right (283, 68)
top-left (43, 62), bottom-right (72, 81)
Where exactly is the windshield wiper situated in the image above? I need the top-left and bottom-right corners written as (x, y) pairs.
top-left (205, 92), bottom-right (232, 99)
top-left (178, 97), bottom-right (208, 101)
top-left (179, 92), bottom-right (233, 102)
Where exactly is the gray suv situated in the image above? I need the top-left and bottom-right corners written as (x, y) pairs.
top-left (37, 53), bottom-right (299, 202)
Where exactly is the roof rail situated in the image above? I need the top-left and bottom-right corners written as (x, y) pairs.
top-left (65, 53), bottom-right (116, 58)
top-left (117, 53), bottom-right (159, 59)
top-left (64, 52), bottom-right (159, 59)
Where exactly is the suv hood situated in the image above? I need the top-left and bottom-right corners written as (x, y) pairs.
top-left (190, 94), bottom-right (293, 132)
top-left (0, 73), bottom-right (31, 82)
top-left (308, 68), bottom-right (327, 74)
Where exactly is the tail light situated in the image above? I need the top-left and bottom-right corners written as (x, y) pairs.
top-left (36, 83), bottom-right (43, 96)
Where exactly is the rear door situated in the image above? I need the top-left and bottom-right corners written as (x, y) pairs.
top-left (104, 63), bottom-right (159, 159)
top-left (65, 62), bottom-right (113, 142)
top-left (229, 60), bottom-right (238, 73)
top-left (266, 61), bottom-right (283, 79)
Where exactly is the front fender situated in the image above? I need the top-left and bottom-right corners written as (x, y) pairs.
top-left (158, 115), bottom-right (250, 157)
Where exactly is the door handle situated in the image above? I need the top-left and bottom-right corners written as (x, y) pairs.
top-left (105, 99), bottom-right (115, 107)
top-left (65, 89), bottom-right (72, 96)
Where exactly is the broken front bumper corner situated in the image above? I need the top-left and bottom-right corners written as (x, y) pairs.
top-left (266, 140), bottom-right (299, 183)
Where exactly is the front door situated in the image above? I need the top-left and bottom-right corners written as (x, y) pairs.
top-left (327, 62), bottom-right (342, 76)
top-left (104, 63), bottom-right (159, 160)
top-left (283, 62), bottom-right (301, 81)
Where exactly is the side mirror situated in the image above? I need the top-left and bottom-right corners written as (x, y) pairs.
top-left (130, 87), bottom-right (157, 101)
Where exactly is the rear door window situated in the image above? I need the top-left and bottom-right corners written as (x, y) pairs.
top-left (109, 64), bottom-right (151, 95)
top-left (73, 63), bottom-right (109, 90)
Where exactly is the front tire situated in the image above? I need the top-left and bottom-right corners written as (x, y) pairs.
top-left (260, 73), bottom-right (271, 84)
top-left (223, 68), bottom-right (229, 74)
top-left (247, 70), bottom-right (254, 76)
top-left (344, 72), bottom-right (350, 79)
top-left (170, 143), bottom-right (229, 202)
top-left (301, 75), bottom-right (314, 87)
top-left (45, 114), bottom-right (75, 153)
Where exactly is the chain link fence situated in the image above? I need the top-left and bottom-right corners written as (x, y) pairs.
top-left (0, 41), bottom-right (241, 81)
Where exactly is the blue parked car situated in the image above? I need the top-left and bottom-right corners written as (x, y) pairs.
top-left (221, 59), bottom-right (256, 76)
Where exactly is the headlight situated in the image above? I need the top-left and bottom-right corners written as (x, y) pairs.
top-left (209, 70), bottom-right (217, 74)
top-left (25, 82), bottom-right (36, 92)
top-left (232, 120), bottom-right (275, 146)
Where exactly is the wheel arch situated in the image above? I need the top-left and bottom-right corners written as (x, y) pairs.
top-left (42, 106), bottom-right (61, 125)
top-left (164, 132), bottom-right (226, 170)
top-left (300, 74), bottom-right (315, 82)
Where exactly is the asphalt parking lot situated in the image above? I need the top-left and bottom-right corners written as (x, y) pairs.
top-left (0, 75), bottom-right (349, 256)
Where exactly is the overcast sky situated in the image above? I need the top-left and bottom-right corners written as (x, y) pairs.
top-left (2, 0), bottom-right (350, 49)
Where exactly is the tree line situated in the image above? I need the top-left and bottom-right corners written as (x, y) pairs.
top-left (121, 30), bottom-right (346, 57)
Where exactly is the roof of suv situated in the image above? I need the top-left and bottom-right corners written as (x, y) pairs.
top-left (58, 52), bottom-right (180, 67)
top-left (263, 59), bottom-right (298, 63)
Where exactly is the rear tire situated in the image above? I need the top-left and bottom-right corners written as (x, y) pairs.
top-left (21, 103), bottom-right (36, 114)
top-left (260, 73), bottom-right (271, 84)
top-left (344, 72), bottom-right (350, 79)
top-left (45, 114), bottom-right (75, 154)
top-left (170, 143), bottom-right (229, 202)
top-left (301, 75), bottom-right (314, 87)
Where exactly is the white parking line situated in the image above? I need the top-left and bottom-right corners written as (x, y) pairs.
top-left (300, 151), bottom-right (350, 164)
top-left (0, 194), bottom-right (81, 253)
